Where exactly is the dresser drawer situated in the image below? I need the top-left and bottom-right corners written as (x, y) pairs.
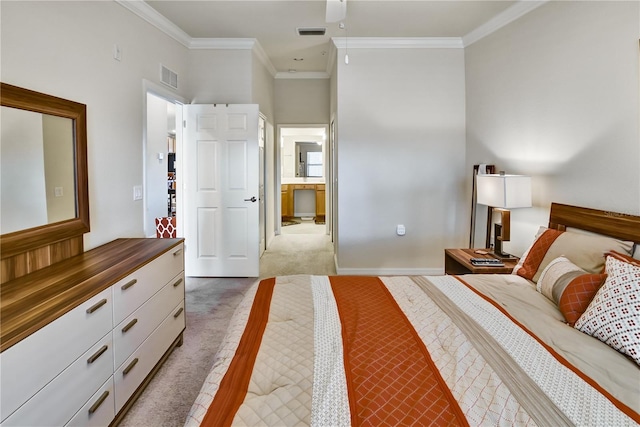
top-left (114, 300), bottom-right (185, 412)
top-left (2, 332), bottom-right (113, 426)
top-left (113, 272), bottom-right (185, 368)
top-left (0, 288), bottom-right (113, 422)
top-left (66, 377), bottom-right (115, 427)
top-left (112, 243), bottom-right (183, 325)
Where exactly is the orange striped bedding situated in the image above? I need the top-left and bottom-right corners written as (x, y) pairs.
top-left (185, 274), bottom-right (640, 427)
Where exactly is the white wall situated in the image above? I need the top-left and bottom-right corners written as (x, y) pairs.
top-left (335, 47), bottom-right (467, 273)
top-left (1, 1), bottom-right (189, 249)
top-left (465, 1), bottom-right (640, 257)
top-left (275, 78), bottom-right (330, 124)
top-left (187, 49), bottom-right (252, 104)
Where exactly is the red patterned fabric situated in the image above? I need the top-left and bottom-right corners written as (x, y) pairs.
top-left (516, 229), bottom-right (564, 280)
top-left (559, 273), bottom-right (608, 326)
top-left (329, 276), bottom-right (468, 427)
top-left (155, 217), bottom-right (176, 238)
top-left (575, 256), bottom-right (640, 365)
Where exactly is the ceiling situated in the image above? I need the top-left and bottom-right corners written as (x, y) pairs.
top-left (144, 0), bottom-right (517, 74)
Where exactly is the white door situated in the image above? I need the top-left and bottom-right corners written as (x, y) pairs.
top-left (183, 104), bottom-right (260, 277)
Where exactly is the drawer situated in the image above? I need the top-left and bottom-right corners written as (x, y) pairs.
top-left (66, 377), bottom-right (115, 427)
top-left (112, 243), bottom-right (183, 325)
top-left (114, 300), bottom-right (185, 413)
top-left (113, 272), bottom-right (185, 368)
top-left (293, 184), bottom-right (316, 190)
top-left (2, 332), bottom-right (113, 427)
top-left (0, 288), bottom-right (113, 422)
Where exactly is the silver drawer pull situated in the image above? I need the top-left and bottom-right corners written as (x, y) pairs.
top-left (86, 299), bottom-right (107, 314)
top-left (173, 307), bottom-right (184, 318)
top-left (123, 358), bottom-right (139, 376)
top-left (173, 278), bottom-right (183, 288)
top-left (122, 318), bottom-right (138, 333)
top-left (121, 279), bottom-right (137, 291)
top-left (173, 248), bottom-right (183, 256)
top-left (87, 345), bottom-right (108, 364)
top-left (88, 390), bottom-right (110, 414)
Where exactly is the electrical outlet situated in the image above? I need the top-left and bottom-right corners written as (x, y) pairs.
top-left (396, 224), bottom-right (406, 236)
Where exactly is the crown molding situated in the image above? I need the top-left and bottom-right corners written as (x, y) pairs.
top-left (252, 41), bottom-right (279, 78)
top-left (331, 37), bottom-right (464, 49)
top-left (275, 71), bottom-right (330, 80)
top-left (116, 0), bottom-right (191, 47)
top-left (188, 38), bottom-right (255, 50)
top-left (462, 1), bottom-right (549, 47)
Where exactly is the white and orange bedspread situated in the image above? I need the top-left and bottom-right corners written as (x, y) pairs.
top-left (185, 274), bottom-right (640, 427)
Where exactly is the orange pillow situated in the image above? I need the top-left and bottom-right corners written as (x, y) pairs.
top-left (605, 250), bottom-right (640, 267)
top-left (515, 229), bottom-right (564, 280)
top-left (558, 273), bottom-right (607, 326)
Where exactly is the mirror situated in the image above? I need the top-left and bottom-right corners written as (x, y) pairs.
top-left (295, 142), bottom-right (323, 178)
top-left (0, 83), bottom-right (89, 258)
top-left (280, 127), bottom-right (326, 181)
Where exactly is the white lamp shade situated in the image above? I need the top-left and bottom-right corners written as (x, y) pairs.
top-left (476, 174), bottom-right (532, 208)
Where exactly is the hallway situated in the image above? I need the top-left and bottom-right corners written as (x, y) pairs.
top-left (259, 219), bottom-right (336, 278)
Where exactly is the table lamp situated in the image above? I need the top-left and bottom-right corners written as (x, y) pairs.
top-left (476, 173), bottom-right (532, 258)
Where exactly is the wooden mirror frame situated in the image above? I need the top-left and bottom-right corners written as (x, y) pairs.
top-left (1, 83), bottom-right (89, 259)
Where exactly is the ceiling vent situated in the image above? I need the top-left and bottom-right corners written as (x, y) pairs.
top-left (160, 65), bottom-right (178, 89)
top-left (297, 27), bottom-right (326, 36)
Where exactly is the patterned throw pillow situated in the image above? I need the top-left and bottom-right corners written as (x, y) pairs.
top-left (513, 228), bottom-right (564, 281)
top-left (537, 256), bottom-right (607, 325)
top-left (537, 256), bottom-right (583, 301)
top-left (558, 273), bottom-right (608, 326)
top-left (575, 255), bottom-right (640, 365)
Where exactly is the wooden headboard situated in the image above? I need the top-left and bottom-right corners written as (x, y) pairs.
top-left (549, 203), bottom-right (640, 244)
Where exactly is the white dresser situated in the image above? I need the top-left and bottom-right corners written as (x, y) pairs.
top-left (0, 238), bottom-right (185, 427)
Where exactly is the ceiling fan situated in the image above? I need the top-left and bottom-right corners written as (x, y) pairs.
top-left (326, 0), bottom-right (347, 23)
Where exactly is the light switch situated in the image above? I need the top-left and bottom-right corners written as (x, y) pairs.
top-left (133, 185), bottom-right (143, 201)
top-left (54, 187), bottom-right (63, 197)
top-left (396, 224), bottom-right (406, 236)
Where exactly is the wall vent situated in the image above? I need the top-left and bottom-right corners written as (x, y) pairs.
top-left (297, 27), bottom-right (326, 36)
top-left (160, 65), bottom-right (178, 89)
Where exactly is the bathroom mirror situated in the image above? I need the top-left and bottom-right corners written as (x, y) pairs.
top-left (295, 141), bottom-right (323, 178)
top-left (1, 83), bottom-right (89, 258)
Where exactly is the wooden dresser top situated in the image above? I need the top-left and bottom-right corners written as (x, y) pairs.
top-left (0, 238), bottom-right (184, 352)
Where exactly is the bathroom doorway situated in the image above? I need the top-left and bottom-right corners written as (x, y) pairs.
top-left (277, 124), bottom-right (330, 238)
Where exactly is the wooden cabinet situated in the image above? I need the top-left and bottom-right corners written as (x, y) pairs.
top-left (281, 183), bottom-right (325, 222)
top-left (0, 238), bottom-right (185, 427)
top-left (315, 184), bottom-right (325, 222)
top-left (281, 184), bottom-right (292, 218)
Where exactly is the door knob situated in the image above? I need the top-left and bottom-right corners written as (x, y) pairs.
top-left (244, 196), bottom-right (257, 202)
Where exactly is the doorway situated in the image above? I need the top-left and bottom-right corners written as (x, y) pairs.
top-left (143, 82), bottom-right (184, 238)
top-left (276, 124), bottom-right (330, 238)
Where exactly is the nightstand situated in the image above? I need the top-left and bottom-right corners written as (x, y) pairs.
top-left (444, 249), bottom-right (519, 275)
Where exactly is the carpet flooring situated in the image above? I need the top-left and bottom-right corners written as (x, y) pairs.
top-left (118, 222), bottom-right (335, 426)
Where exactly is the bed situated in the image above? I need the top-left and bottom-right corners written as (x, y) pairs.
top-left (185, 203), bottom-right (640, 427)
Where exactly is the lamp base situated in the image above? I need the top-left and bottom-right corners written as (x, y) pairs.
top-left (491, 223), bottom-right (518, 261)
